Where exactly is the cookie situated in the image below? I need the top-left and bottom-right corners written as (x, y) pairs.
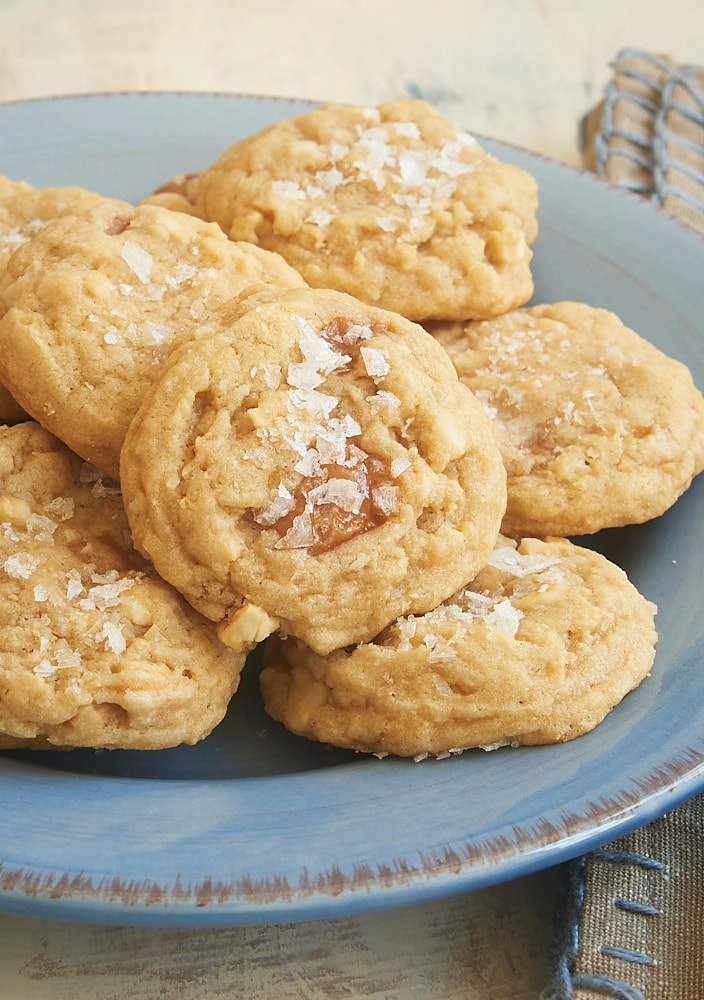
top-left (0, 176), bottom-right (111, 302)
top-left (120, 285), bottom-right (507, 656)
top-left (194, 99), bottom-right (539, 321)
top-left (0, 177), bottom-right (110, 422)
top-left (430, 301), bottom-right (704, 537)
top-left (0, 196), bottom-right (306, 479)
top-left (0, 421), bottom-right (246, 751)
top-left (260, 535), bottom-right (657, 758)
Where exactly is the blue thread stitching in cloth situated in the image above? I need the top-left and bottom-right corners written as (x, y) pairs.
top-left (594, 47), bottom-right (673, 192)
top-left (592, 849), bottom-right (668, 873)
top-left (541, 846), bottom-right (667, 1000)
top-left (541, 857), bottom-right (587, 999)
top-left (653, 66), bottom-right (704, 214)
top-left (599, 945), bottom-right (653, 966)
top-left (594, 47), bottom-right (704, 215)
top-left (613, 899), bottom-right (661, 917)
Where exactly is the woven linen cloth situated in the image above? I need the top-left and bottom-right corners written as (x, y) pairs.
top-left (580, 46), bottom-right (704, 233)
top-left (542, 798), bottom-right (704, 999)
top-left (542, 48), bottom-right (704, 1000)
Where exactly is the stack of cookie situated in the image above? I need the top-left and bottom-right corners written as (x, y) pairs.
top-left (1, 100), bottom-right (701, 759)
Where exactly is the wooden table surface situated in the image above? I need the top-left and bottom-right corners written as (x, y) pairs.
top-left (0, 1), bottom-right (699, 996)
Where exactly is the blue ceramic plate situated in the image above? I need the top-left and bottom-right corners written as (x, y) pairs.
top-left (0, 93), bottom-right (702, 927)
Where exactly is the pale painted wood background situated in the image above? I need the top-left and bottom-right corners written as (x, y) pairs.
top-left (2, 0), bottom-right (702, 165)
top-left (0, 1), bottom-right (700, 996)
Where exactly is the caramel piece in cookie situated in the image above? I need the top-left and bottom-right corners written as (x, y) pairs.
top-left (195, 99), bottom-right (538, 321)
top-left (260, 536), bottom-right (657, 758)
top-left (431, 301), bottom-right (704, 537)
top-left (0, 177), bottom-right (109, 422)
top-left (0, 422), bottom-right (245, 750)
top-left (141, 171), bottom-right (203, 216)
top-left (120, 286), bottom-right (507, 655)
top-left (0, 196), bottom-right (306, 479)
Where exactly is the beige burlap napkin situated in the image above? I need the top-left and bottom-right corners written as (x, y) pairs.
top-left (542, 48), bottom-right (704, 1000)
top-left (543, 797), bottom-right (704, 999)
top-left (580, 46), bottom-right (704, 233)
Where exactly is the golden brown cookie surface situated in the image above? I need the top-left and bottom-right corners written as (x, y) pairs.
top-left (0, 422), bottom-right (245, 750)
top-left (0, 177), bottom-right (110, 422)
top-left (0, 197), bottom-right (306, 478)
top-left (195, 99), bottom-right (538, 321)
top-left (431, 301), bottom-right (704, 536)
top-left (260, 536), bottom-right (657, 758)
top-left (0, 176), bottom-right (111, 305)
top-left (120, 285), bottom-right (507, 655)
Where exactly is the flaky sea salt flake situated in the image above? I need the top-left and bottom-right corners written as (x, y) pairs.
top-left (139, 283), bottom-right (167, 301)
top-left (435, 141), bottom-right (477, 176)
top-left (103, 327), bottom-right (122, 346)
top-left (189, 290), bottom-right (211, 320)
top-left (254, 485), bottom-right (296, 527)
top-left (328, 141), bottom-right (350, 161)
top-left (141, 321), bottom-right (174, 345)
top-left (287, 361), bottom-right (326, 391)
top-left (3, 552), bottom-right (40, 579)
top-left (26, 514), bottom-right (58, 543)
top-left (314, 166), bottom-right (345, 191)
top-left (398, 150), bottom-right (430, 186)
top-left (165, 262), bottom-right (198, 286)
top-left (55, 646), bottom-right (82, 669)
top-left (306, 206), bottom-right (335, 227)
top-left (271, 179), bottom-right (306, 201)
top-left (366, 389), bottom-right (401, 414)
top-left (308, 478), bottom-right (364, 514)
top-left (487, 546), bottom-right (562, 578)
top-left (341, 324), bottom-right (373, 345)
top-left (395, 617), bottom-right (417, 650)
top-left (33, 660), bottom-right (57, 678)
top-left (65, 569), bottom-right (84, 600)
top-left (360, 346), bottom-right (390, 377)
top-left (298, 328), bottom-right (350, 373)
top-left (376, 215), bottom-right (398, 232)
top-left (390, 456), bottom-right (411, 478)
top-left (97, 621), bottom-right (127, 655)
top-left (121, 241), bottom-right (153, 283)
top-left (288, 387), bottom-right (339, 420)
top-left (372, 484), bottom-right (399, 515)
top-left (393, 122), bottom-right (421, 140)
top-left (337, 414), bottom-right (362, 438)
top-left (80, 576), bottom-right (135, 610)
top-left (294, 448), bottom-right (325, 477)
top-left (275, 510), bottom-right (316, 549)
top-left (485, 599), bottom-right (523, 639)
